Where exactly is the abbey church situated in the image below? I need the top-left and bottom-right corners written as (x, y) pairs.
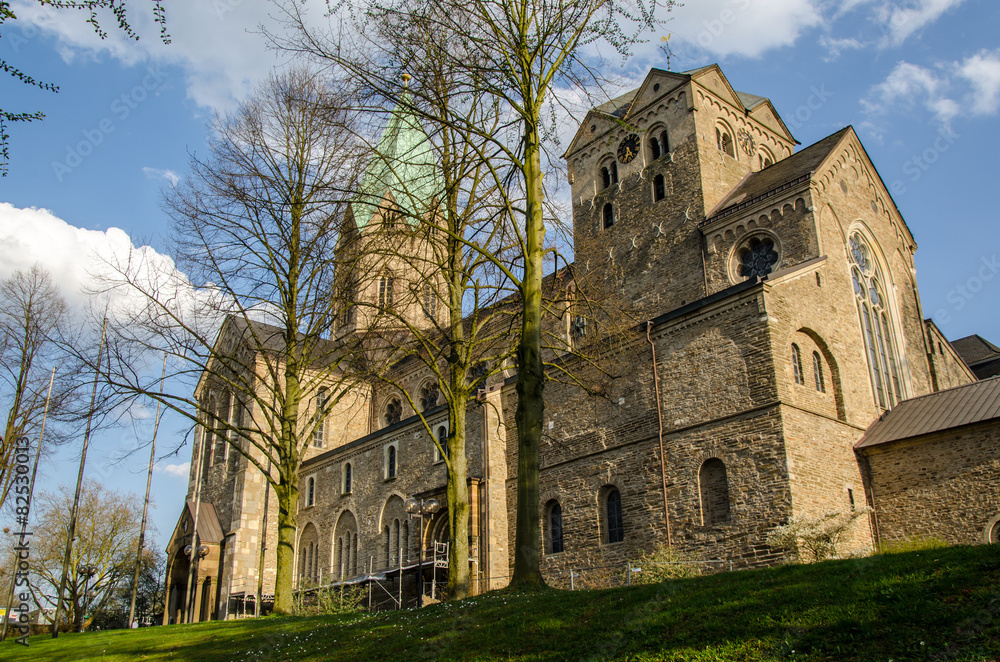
top-left (163, 64), bottom-right (1000, 623)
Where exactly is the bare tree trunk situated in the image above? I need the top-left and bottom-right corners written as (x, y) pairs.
top-left (446, 394), bottom-right (470, 599)
top-left (512, 114), bottom-right (545, 588)
top-left (273, 483), bottom-right (298, 615)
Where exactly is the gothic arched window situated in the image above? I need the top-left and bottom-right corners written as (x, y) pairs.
top-left (342, 462), bottom-right (352, 494)
top-left (604, 488), bottom-right (624, 544)
top-left (386, 444), bottom-right (397, 479)
top-left (378, 273), bottom-right (394, 310)
top-left (384, 398), bottom-right (402, 426)
top-left (849, 232), bottom-right (904, 409)
top-left (546, 500), bottom-right (564, 554)
top-left (813, 351), bottom-right (826, 393)
top-left (792, 344), bottom-right (804, 385)
top-left (435, 425), bottom-right (448, 463)
top-left (420, 382), bottom-right (439, 412)
top-left (306, 476), bottom-right (315, 507)
top-left (717, 126), bottom-right (735, 157)
top-left (313, 388), bottom-right (327, 448)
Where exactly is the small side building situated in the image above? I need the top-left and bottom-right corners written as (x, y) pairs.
top-left (856, 376), bottom-right (1000, 547)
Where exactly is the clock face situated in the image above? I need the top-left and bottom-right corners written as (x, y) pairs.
top-left (737, 128), bottom-right (756, 156)
top-left (617, 134), bottom-right (641, 164)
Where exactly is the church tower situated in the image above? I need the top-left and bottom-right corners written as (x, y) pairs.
top-left (563, 66), bottom-right (796, 318)
top-left (334, 93), bottom-right (444, 339)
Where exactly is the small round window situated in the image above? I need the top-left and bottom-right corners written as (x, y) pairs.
top-left (735, 235), bottom-right (779, 281)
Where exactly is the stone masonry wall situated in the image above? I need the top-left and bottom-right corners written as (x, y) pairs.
top-left (863, 421), bottom-right (1000, 546)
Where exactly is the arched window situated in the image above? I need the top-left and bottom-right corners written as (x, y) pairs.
top-left (435, 425), bottom-right (448, 463)
top-left (813, 352), bottom-right (826, 393)
top-left (423, 283), bottom-right (437, 320)
top-left (383, 525), bottom-right (391, 567)
top-left (849, 232), bottom-right (904, 409)
top-left (384, 398), bottom-right (402, 426)
top-left (546, 500), bottom-right (564, 554)
top-left (227, 400), bottom-right (243, 472)
top-left (336, 536), bottom-right (344, 578)
top-left (599, 159), bottom-right (618, 191)
top-left (792, 344), bottom-right (804, 385)
top-left (759, 152), bottom-right (773, 169)
top-left (342, 462), bottom-right (352, 494)
top-left (306, 476), bottom-right (315, 507)
top-left (717, 126), bottom-right (735, 157)
top-left (386, 444), bottom-right (397, 479)
top-left (699, 458), bottom-right (731, 525)
top-left (313, 388), bottom-right (327, 448)
top-left (392, 518), bottom-right (400, 566)
top-left (202, 394), bottom-right (216, 470)
top-left (653, 174), bottom-right (666, 202)
top-left (420, 382), bottom-right (439, 412)
top-left (649, 128), bottom-right (669, 161)
top-left (378, 273), bottom-right (394, 310)
top-left (402, 521), bottom-right (410, 563)
top-left (605, 488), bottom-right (624, 544)
top-left (602, 203), bottom-right (615, 229)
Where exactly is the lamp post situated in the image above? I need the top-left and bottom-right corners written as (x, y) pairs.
top-left (404, 497), bottom-right (439, 608)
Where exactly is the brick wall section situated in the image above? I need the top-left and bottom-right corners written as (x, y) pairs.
top-left (862, 421), bottom-right (1000, 546)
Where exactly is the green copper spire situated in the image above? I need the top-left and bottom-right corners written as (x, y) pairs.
top-left (352, 90), bottom-right (443, 230)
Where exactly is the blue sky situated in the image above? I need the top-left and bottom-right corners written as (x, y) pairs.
top-left (1, 0), bottom-right (998, 553)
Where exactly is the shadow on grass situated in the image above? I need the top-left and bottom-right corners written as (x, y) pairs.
top-left (4, 546), bottom-right (998, 662)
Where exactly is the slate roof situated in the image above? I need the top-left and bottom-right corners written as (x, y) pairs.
top-left (856, 376), bottom-right (1000, 449)
top-left (185, 500), bottom-right (224, 544)
top-left (705, 127), bottom-right (852, 223)
top-left (952, 335), bottom-right (1000, 366)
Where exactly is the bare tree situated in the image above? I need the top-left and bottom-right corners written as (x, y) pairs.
top-left (98, 66), bottom-right (365, 615)
top-left (334, 57), bottom-right (521, 599)
top-left (0, 265), bottom-right (68, 511)
top-left (27, 480), bottom-right (144, 632)
top-left (277, 0), bottom-right (671, 587)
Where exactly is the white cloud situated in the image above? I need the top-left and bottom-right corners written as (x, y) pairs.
top-left (158, 462), bottom-right (190, 478)
top-left (863, 50), bottom-right (1000, 125)
top-left (143, 167), bottom-right (180, 187)
top-left (648, 0), bottom-right (824, 59)
top-left (876, 0), bottom-right (967, 48)
top-left (819, 35), bottom-right (865, 61)
top-left (956, 50), bottom-right (1000, 116)
top-left (10, 0), bottom-right (294, 110)
top-left (862, 61), bottom-right (959, 123)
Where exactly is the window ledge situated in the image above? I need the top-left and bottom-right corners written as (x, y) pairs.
top-left (384, 476), bottom-right (398, 483)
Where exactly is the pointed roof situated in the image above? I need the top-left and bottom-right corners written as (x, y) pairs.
top-left (167, 500), bottom-right (224, 550)
top-left (563, 64), bottom-right (792, 158)
top-left (352, 94), bottom-right (443, 231)
top-left (952, 334), bottom-right (1000, 379)
top-left (856, 376), bottom-right (1000, 449)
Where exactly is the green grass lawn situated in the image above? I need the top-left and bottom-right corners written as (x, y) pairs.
top-left (3, 544), bottom-right (998, 661)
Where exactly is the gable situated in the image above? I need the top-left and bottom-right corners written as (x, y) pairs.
top-left (811, 127), bottom-right (916, 250)
top-left (749, 100), bottom-right (795, 143)
top-left (689, 65), bottom-right (743, 110)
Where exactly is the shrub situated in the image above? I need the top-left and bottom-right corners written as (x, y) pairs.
top-left (628, 544), bottom-right (702, 585)
top-left (766, 508), bottom-right (872, 563)
top-left (292, 582), bottom-right (367, 616)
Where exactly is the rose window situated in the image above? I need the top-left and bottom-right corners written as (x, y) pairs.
top-left (384, 398), bottom-right (402, 426)
top-left (737, 236), bottom-right (779, 280)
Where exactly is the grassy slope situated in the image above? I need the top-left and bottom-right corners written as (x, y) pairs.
top-left (3, 545), bottom-right (998, 662)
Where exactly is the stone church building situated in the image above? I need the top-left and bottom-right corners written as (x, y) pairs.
top-left (163, 64), bottom-right (1000, 623)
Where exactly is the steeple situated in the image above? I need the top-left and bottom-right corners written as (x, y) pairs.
top-left (351, 86), bottom-right (443, 231)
